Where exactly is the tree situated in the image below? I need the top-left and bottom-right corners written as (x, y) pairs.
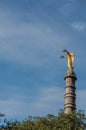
top-left (56, 109), bottom-right (86, 130)
top-left (0, 110), bottom-right (86, 130)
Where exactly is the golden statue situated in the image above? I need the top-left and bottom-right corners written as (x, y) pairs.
top-left (61, 49), bottom-right (75, 72)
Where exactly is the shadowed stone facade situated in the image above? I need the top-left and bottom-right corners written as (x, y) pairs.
top-left (64, 71), bottom-right (77, 114)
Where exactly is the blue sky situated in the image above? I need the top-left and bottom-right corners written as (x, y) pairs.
top-left (0, 0), bottom-right (86, 120)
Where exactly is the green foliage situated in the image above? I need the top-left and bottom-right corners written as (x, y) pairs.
top-left (56, 110), bottom-right (86, 130)
top-left (0, 110), bottom-right (86, 130)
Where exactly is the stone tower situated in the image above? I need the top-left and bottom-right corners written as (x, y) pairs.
top-left (61, 49), bottom-right (77, 114)
top-left (64, 71), bottom-right (77, 114)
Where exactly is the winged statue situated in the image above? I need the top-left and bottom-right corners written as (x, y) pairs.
top-left (61, 49), bottom-right (75, 72)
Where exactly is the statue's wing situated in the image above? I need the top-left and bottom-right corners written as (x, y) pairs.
top-left (70, 53), bottom-right (74, 63)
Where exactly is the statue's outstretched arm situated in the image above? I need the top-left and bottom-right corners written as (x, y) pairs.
top-left (63, 49), bottom-right (70, 55)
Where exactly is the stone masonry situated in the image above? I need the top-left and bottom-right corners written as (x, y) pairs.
top-left (64, 71), bottom-right (77, 114)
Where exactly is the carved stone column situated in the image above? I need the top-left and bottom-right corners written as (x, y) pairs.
top-left (64, 71), bottom-right (77, 114)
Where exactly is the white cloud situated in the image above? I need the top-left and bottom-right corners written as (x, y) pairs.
top-left (77, 89), bottom-right (86, 111)
top-left (70, 22), bottom-right (86, 31)
top-left (58, 0), bottom-right (76, 16)
top-left (1, 86), bottom-right (86, 119)
top-left (31, 87), bottom-right (63, 109)
top-left (0, 9), bottom-right (70, 67)
top-left (0, 86), bottom-right (64, 119)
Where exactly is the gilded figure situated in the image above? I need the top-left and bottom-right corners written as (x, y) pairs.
top-left (61, 49), bottom-right (75, 72)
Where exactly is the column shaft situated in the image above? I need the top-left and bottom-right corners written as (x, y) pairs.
top-left (64, 71), bottom-right (77, 114)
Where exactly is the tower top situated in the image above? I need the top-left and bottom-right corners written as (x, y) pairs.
top-left (61, 49), bottom-right (75, 73)
top-left (64, 70), bottom-right (77, 81)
